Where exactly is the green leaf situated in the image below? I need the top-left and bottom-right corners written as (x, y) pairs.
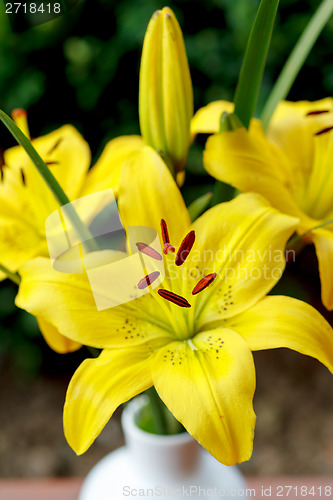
top-left (188, 192), bottom-right (213, 222)
top-left (233, 0), bottom-right (280, 129)
top-left (261, 0), bottom-right (333, 129)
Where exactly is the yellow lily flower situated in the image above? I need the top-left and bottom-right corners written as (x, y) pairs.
top-left (15, 146), bottom-right (333, 465)
top-left (0, 110), bottom-right (133, 353)
top-left (203, 98), bottom-right (333, 310)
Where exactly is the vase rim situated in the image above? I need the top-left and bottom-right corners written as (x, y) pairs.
top-left (122, 396), bottom-right (196, 447)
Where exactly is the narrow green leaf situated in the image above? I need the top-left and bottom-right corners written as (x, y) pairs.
top-left (261, 0), bottom-right (333, 129)
top-left (188, 192), bottom-right (213, 222)
top-left (233, 0), bottom-right (280, 129)
top-left (210, 181), bottom-right (235, 208)
top-left (0, 109), bottom-right (98, 252)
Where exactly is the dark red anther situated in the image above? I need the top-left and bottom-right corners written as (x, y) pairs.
top-left (158, 289), bottom-right (191, 308)
top-left (47, 138), bottom-right (63, 155)
top-left (161, 219), bottom-right (170, 245)
top-left (175, 230), bottom-right (195, 266)
top-left (136, 242), bottom-right (162, 261)
top-left (306, 110), bottom-right (330, 116)
top-left (192, 273), bottom-right (217, 295)
top-left (137, 271), bottom-right (160, 290)
top-left (46, 161), bottom-right (59, 166)
top-left (314, 126), bottom-right (333, 136)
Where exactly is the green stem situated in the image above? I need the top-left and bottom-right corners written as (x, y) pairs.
top-left (287, 218), bottom-right (333, 250)
top-left (261, 0), bottom-right (333, 129)
top-left (0, 264), bottom-right (21, 285)
top-left (0, 109), bottom-right (98, 253)
top-left (145, 387), bottom-right (168, 435)
top-left (233, 0), bottom-right (280, 129)
top-left (210, 180), bottom-right (235, 207)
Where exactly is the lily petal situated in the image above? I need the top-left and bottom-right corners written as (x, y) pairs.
top-left (191, 100), bottom-right (234, 139)
top-left (229, 295), bottom-right (333, 373)
top-left (16, 257), bottom-right (173, 348)
top-left (118, 146), bottom-right (191, 245)
top-left (37, 318), bottom-right (81, 354)
top-left (64, 346), bottom-right (155, 454)
top-left (82, 135), bottom-right (144, 197)
top-left (204, 121), bottom-right (314, 226)
top-left (4, 125), bottom-right (91, 203)
top-left (312, 228), bottom-right (333, 310)
top-left (268, 99), bottom-right (333, 179)
top-left (188, 193), bottom-right (298, 327)
top-left (153, 328), bottom-right (256, 465)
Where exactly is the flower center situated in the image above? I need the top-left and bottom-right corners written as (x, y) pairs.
top-left (135, 219), bottom-right (217, 339)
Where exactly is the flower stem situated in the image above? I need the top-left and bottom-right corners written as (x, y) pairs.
top-left (0, 109), bottom-right (98, 253)
top-left (287, 218), bottom-right (333, 250)
top-left (0, 264), bottom-right (21, 285)
top-left (233, 0), bottom-right (280, 129)
top-left (261, 0), bottom-right (333, 129)
top-left (145, 387), bottom-right (168, 435)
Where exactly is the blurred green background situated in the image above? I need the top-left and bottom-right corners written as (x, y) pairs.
top-left (0, 0), bottom-right (332, 378)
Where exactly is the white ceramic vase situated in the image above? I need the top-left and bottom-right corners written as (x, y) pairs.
top-left (79, 396), bottom-right (247, 499)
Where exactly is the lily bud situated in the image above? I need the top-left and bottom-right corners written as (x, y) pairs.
top-left (139, 7), bottom-right (193, 174)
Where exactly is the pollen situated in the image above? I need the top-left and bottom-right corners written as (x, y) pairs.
top-left (314, 126), bottom-right (333, 136)
top-left (192, 273), bottom-right (217, 295)
top-left (158, 289), bottom-right (191, 308)
top-left (136, 242), bottom-right (162, 261)
top-left (161, 219), bottom-right (175, 254)
top-left (137, 271), bottom-right (160, 289)
top-left (175, 230), bottom-right (195, 266)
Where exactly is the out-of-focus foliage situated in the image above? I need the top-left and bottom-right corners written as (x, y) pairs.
top-left (0, 0), bottom-right (332, 377)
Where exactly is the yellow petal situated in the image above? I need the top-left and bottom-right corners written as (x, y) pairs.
top-left (4, 125), bottom-right (91, 206)
top-left (81, 135), bottom-right (144, 197)
top-left (190, 100), bottom-right (234, 139)
top-left (64, 346), bottom-right (155, 454)
top-left (229, 295), bottom-right (333, 373)
top-left (37, 318), bottom-right (81, 354)
top-left (187, 193), bottom-right (298, 328)
top-left (16, 257), bottom-right (173, 348)
top-left (303, 131), bottom-right (333, 220)
top-left (118, 146), bottom-right (191, 246)
top-left (204, 120), bottom-right (315, 227)
top-left (0, 169), bottom-right (47, 272)
top-left (153, 328), bottom-right (256, 465)
top-left (312, 228), bottom-right (333, 310)
top-left (268, 99), bottom-right (333, 180)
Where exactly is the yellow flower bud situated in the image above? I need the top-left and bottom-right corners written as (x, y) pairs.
top-left (139, 7), bottom-right (193, 174)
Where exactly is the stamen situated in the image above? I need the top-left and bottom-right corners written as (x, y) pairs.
top-left (46, 161), bottom-right (59, 166)
top-left (306, 110), bottom-right (330, 116)
top-left (20, 168), bottom-right (26, 186)
top-left (11, 109), bottom-right (30, 139)
top-left (175, 230), bottom-right (195, 266)
top-left (47, 138), bottom-right (63, 155)
top-left (0, 165), bottom-right (4, 182)
top-left (192, 273), bottom-right (217, 295)
top-left (138, 271), bottom-right (160, 289)
top-left (163, 243), bottom-right (175, 254)
top-left (160, 219), bottom-right (175, 254)
top-left (158, 289), bottom-right (191, 308)
top-left (314, 126), bottom-right (333, 136)
top-left (136, 242), bottom-right (162, 261)
top-left (161, 219), bottom-right (170, 245)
